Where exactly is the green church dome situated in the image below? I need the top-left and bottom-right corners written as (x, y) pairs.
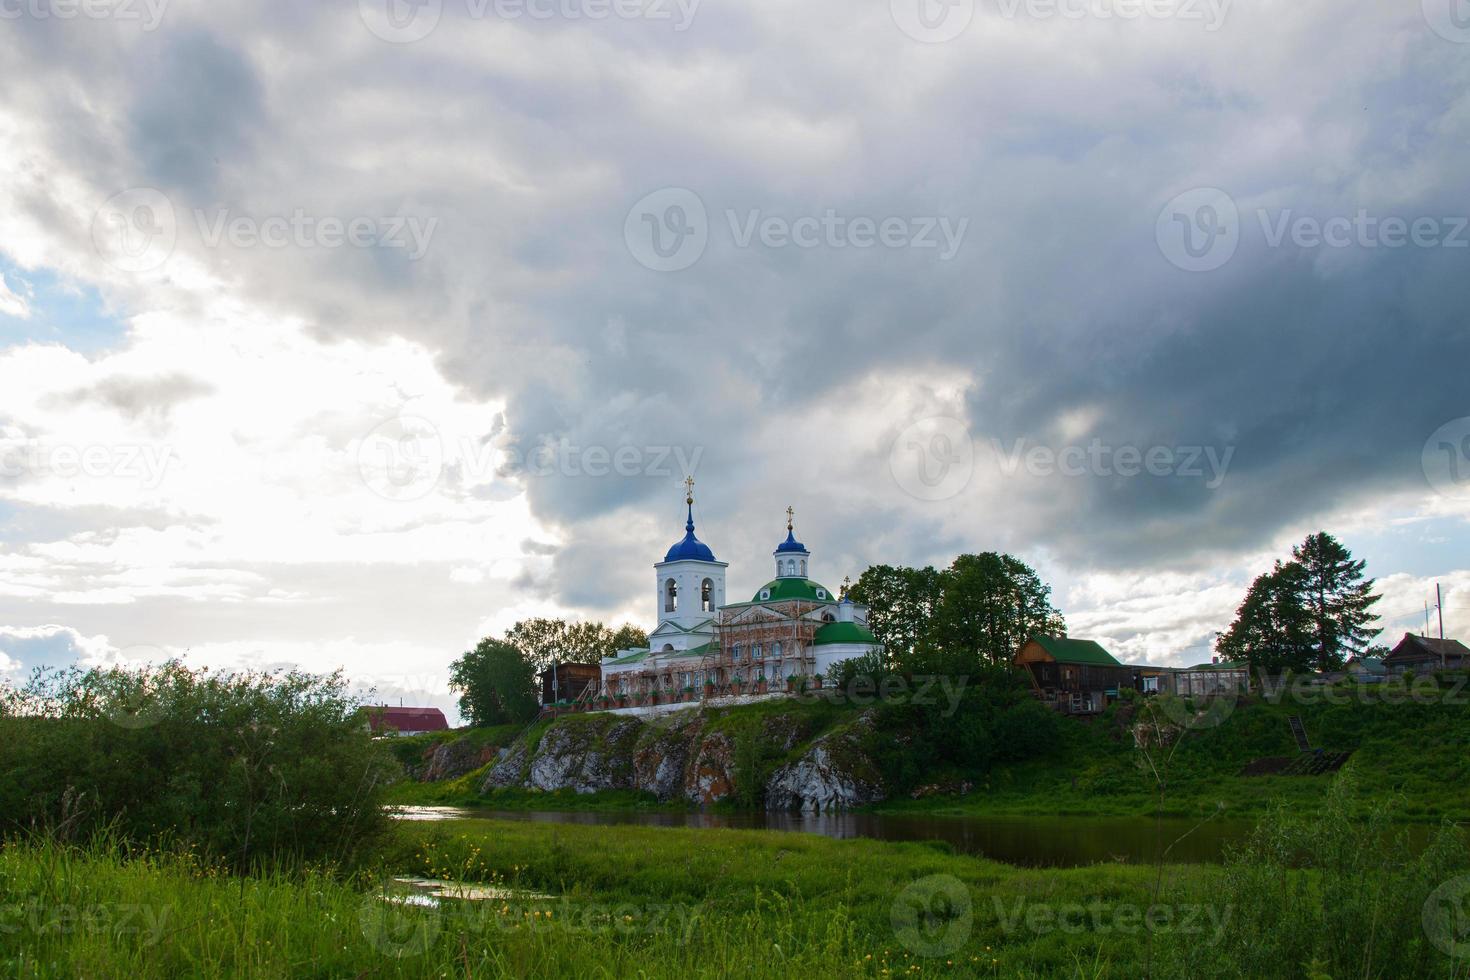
top-left (813, 621), bottom-right (878, 646)
top-left (750, 578), bottom-right (835, 603)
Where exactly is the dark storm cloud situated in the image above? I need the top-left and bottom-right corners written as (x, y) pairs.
top-left (3, 0), bottom-right (1467, 623)
top-left (127, 29), bottom-right (264, 199)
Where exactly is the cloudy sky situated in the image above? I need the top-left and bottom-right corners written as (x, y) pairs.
top-left (2, 0), bottom-right (1468, 718)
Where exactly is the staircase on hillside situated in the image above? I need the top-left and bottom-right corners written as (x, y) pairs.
top-left (1280, 750), bottom-right (1354, 776)
top-left (1288, 715), bottom-right (1311, 752)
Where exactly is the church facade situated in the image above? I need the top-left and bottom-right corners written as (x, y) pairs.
top-left (598, 491), bottom-right (880, 704)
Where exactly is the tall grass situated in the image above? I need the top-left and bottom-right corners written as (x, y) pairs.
top-left (1162, 769), bottom-right (1470, 978)
top-left (5, 819), bottom-right (1213, 978)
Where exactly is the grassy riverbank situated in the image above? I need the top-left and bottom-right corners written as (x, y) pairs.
top-left (0, 819), bottom-right (1217, 978)
top-left (8, 778), bottom-right (1467, 979)
top-left (885, 680), bottom-right (1470, 823)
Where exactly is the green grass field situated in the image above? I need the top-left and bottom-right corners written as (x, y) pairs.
top-left (8, 776), bottom-right (1467, 980)
top-left (1, 819), bottom-right (1217, 978)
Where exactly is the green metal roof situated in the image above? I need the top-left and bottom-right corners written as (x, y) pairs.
top-left (742, 578), bottom-right (835, 604)
top-left (813, 621), bottom-right (878, 646)
top-left (650, 618), bottom-right (714, 635)
top-left (1028, 635), bottom-right (1122, 667)
top-left (1187, 660), bottom-right (1247, 671)
top-left (611, 642), bottom-right (712, 666)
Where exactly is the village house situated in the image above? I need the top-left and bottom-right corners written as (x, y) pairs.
top-left (1130, 664), bottom-right (1181, 695)
top-left (1382, 633), bottom-right (1470, 676)
top-left (1015, 635), bottom-right (1132, 714)
top-left (1344, 652), bottom-right (1388, 681)
top-left (538, 662), bottom-right (602, 706)
top-left (362, 706), bottom-right (449, 736)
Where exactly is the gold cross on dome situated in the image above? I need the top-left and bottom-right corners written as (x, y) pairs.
top-left (684, 475), bottom-right (695, 503)
top-left (785, 505), bottom-right (794, 531)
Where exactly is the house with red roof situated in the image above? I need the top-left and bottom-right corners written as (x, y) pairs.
top-left (361, 705), bottom-right (449, 736)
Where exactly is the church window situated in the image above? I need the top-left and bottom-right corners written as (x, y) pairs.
top-left (759, 589), bottom-right (771, 601)
top-left (772, 641), bottom-right (782, 658)
top-left (664, 578), bottom-right (677, 613)
top-left (822, 612), bottom-right (835, 622)
top-left (732, 645), bottom-right (742, 662)
top-left (701, 578), bottom-right (714, 612)
top-left (816, 589), bottom-right (826, 600)
top-left (800, 559), bottom-right (806, 576)
top-left (753, 643), bottom-right (762, 660)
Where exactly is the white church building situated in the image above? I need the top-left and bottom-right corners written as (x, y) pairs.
top-left (598, 488), bottom-right (880, 707)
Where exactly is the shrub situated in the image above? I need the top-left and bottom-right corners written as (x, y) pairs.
top-left (0, 661), bottom-right (398, 869)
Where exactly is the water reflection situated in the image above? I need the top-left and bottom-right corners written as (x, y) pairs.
top-left (393, 805), bottom-right (1263, 866)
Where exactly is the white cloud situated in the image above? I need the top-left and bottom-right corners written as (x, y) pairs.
top-left (0, 273), bottom-right (29, 319)
top-left (0, 624), bottom-right (117, 677)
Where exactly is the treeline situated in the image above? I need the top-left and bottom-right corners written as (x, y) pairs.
top-left (449, 617), bottom-right (648, 727)
top-left (848, 552), bottom-right (1065, 672)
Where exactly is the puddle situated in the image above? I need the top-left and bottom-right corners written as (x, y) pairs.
top-left (390, 806), bottom-right (476, 821)
top-left (381, 876), bottom-right (555, 907)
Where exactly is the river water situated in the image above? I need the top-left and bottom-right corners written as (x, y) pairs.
top-left (393, 806), bottom-right (1279, 866)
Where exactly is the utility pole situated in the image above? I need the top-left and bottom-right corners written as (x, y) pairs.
top-left (1437, 582), bottom-right (1445, 640)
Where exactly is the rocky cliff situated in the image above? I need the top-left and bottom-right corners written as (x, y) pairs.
top-left (479, 707), bottom-right (886, 811)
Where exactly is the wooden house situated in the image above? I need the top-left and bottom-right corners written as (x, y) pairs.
top-left (1382, 633), bottom-right (1470, 676)
top-left (538, 661), bottom-right (603, 706)
top-left (1016, 635), bottom-right (1132, 714)
top-left (1130, 665), bottom-right (1182, 695)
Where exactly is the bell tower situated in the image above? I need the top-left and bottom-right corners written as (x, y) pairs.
top-left (653, 478), bottom-right (728, 632)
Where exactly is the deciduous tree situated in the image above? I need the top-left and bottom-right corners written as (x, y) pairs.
top-left (448, 638), bottom-right (538, 726)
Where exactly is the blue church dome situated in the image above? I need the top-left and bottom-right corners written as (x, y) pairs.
top-left (664, 501), bottom-right (717, 562)
top-left (774, 528), bottom-right (807, 554)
